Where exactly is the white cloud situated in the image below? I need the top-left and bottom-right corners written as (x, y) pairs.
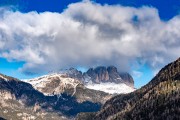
top-left (132, 71), bottom-right (143, 78)
top-left (0, 1), bottom-right (180, 74)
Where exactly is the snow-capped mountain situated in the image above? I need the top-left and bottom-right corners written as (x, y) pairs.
top-left (25, 73), bottom-right (111, 104)
top-left (0, 73), bottom-right (110, 119)
top-left (82, 66), bottom-right (135, 94)
top-left (26, 73), bottom-right (82, 96)
top-left (26, 66), bottom-right (135, 94)
top-left (0, 73), bottom-right (68, 120)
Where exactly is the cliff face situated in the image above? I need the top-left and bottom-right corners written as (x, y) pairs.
top-left (76, 58), bottom-right (180, 120)
top-left (84, 66), bottom-right (134, 87)
top-left (85, 67), bottom-right (109, 83)
top-left (119, 72), bottom-right (134, 87)
top-left (61, 66), bottom-right (134, 87)
top-left (57, 66), bottom-right (135, 94)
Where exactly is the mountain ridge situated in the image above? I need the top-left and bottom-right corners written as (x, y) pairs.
top-left (26, 67), bottom-right (135, 95)
top-left (0, 72), bottom-right (111, 119)
top-left (27, 65), bottom-right (135, 94)
top-left (84, 66), bottom-right (134, 87)
top-left (25, 73), bottom-right (111, 104)
top-left (76, 58), bottom-right (180, 120)
top-left (55, 66), bottom-right (134, 87)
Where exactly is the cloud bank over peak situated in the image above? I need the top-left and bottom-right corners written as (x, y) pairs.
top-left (0, 1), bottom-right (180, 74)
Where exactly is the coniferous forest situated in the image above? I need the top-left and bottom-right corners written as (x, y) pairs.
top-left (76, 58), bottom-right (180, 120)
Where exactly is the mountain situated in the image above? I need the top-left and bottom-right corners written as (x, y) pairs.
top-left (57, 66), bottom-right (135, 94)
top-left (84, 66), bottom-right (134, 87)
top-left (26, 73), bottom-right (111, 104)
top-left (0, 73), bottom-right (66, 120)
top-left (0, 65), bottom-right (135, 119)
top-left (76, 58), bottom-right (180, 120)
top-left (0, 73), bottom-right (111, 120)
top-left (83, 66), bottom-right (135, 94)
top-left (62, 68), bottom-right (84, 81)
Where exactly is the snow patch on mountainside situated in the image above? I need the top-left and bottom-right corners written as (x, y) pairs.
top-left (85, 82), bottom-right (135, 94)
top-left (0, 75), bottom-right (8, 81)
top-left (24, 72), bottom-right (135, 95)
top-left (25, 73), bottom-right (81, 96)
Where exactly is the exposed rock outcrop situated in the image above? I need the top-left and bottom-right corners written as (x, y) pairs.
top-left (84, 66), bottom-right (134, 87)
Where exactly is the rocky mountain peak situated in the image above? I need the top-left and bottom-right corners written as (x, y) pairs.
top-left (68, 67), bottom-right (82, 75)
top-left (58, 66), bottom-right (134, 88)
top-left (119, 72), bottom-right (134, 87)
top-left (107, 66), bottom-right (118, 73)
top-left (61, 68), bottom-right (84, 81)
top-left (85, 66), bottom-right (134, 87)
top-left (86, 66), bottom-right (109, 83)
top-left (25, 66), bottom-right (135, 95)
top-left (94, 66), bottom-right (107, 72)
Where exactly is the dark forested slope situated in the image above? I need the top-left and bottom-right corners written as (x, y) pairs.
top-left (77, 58), bottom-right (180, 120)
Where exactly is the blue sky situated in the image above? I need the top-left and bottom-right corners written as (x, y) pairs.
top-left (0, 0), bottom-right (180, 88)
top-left (1, 0), bottom-right (180, 20)
top-left (0, 58), bottom-right (42, 79)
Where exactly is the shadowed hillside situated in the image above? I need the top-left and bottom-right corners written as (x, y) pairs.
top-left (76, 58), bottom-right (180, 120)
top-left (0, 73), bottom-right (107, 119)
